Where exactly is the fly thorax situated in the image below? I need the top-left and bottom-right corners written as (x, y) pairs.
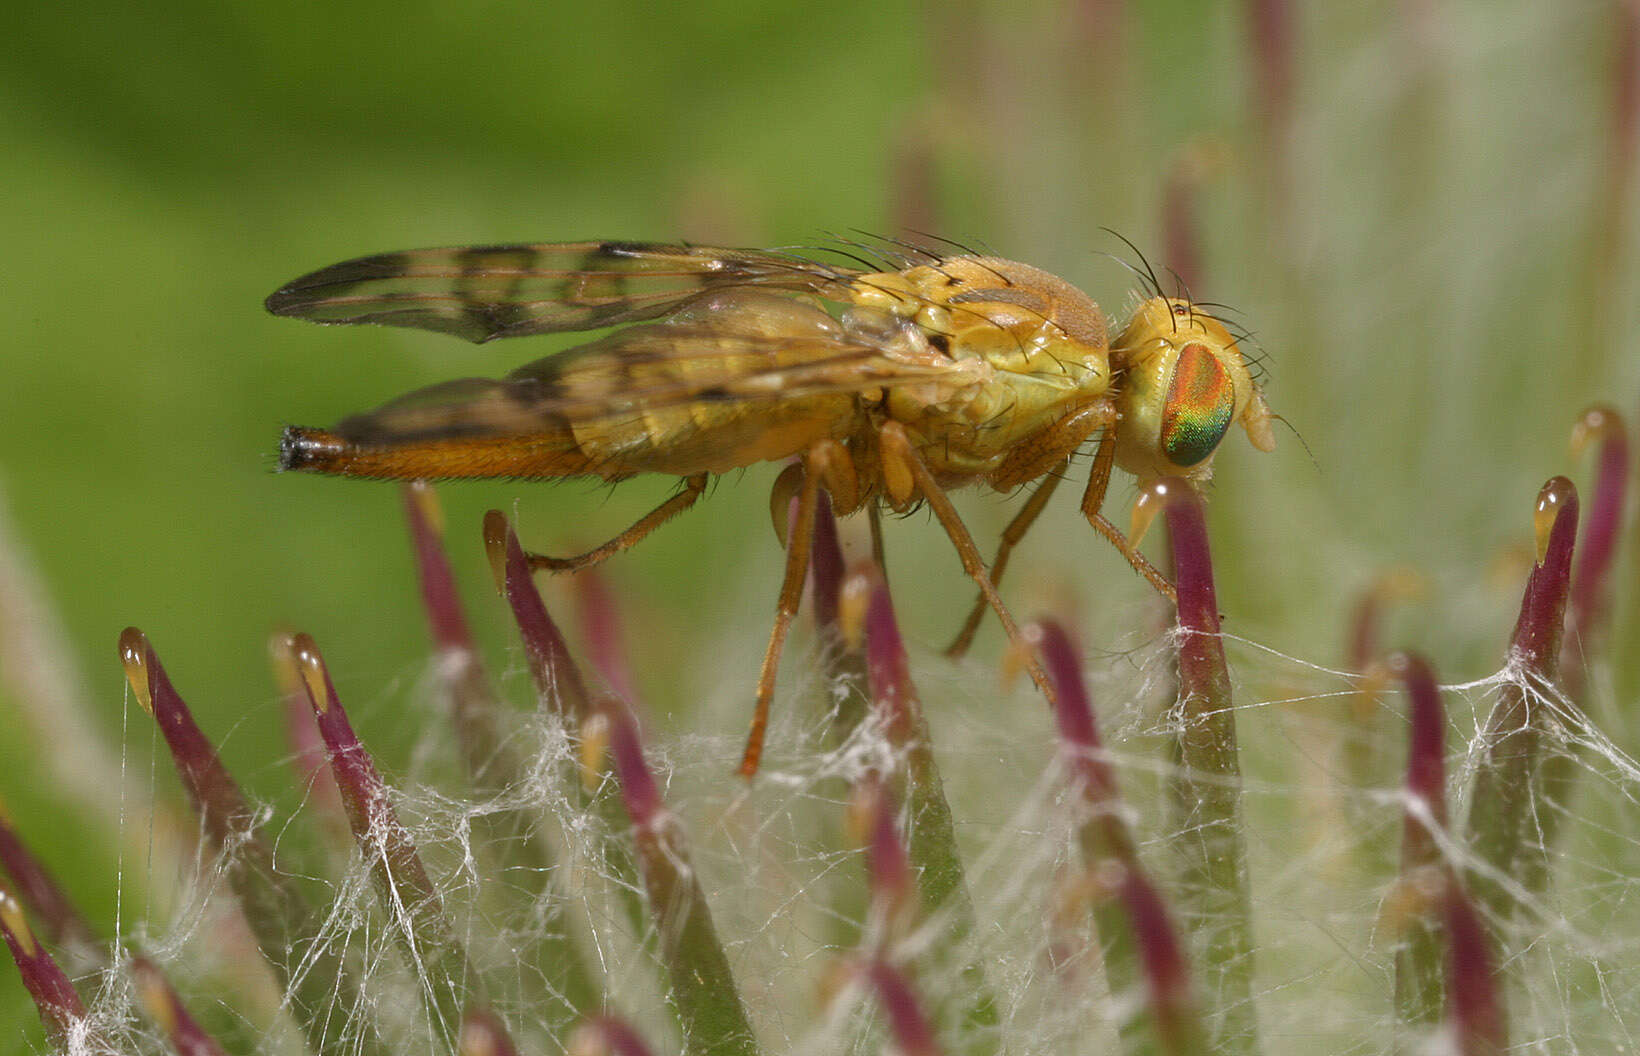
top-left (1019, 330), bottom-right (1111, 392)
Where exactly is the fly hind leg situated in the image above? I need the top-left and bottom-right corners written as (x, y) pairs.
top-left (528, 473), bottom-right (709, 572)
top-left (738, 450), bottom-right (824, 778)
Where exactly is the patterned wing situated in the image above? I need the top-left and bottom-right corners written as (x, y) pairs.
top-left (265, 241), bottom-right (861, 343)
top-left (321, 291), bottom-right (965, 446)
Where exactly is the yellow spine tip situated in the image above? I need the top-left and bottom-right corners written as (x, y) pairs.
top-left (565, 1024), bottom-right (608, 1056)
top-left (1569, 404), bottom-right (1621, 457)
top-left (843, 781), bottom-right (875, 847)
top-left (407, 480), bottom-right (446, 537)
top-left (130, 959), bottom-right (179, 1033)
top-left (1532, 477), bottom-right (1572, 566)
top-left (837, 565), bottom-right (874, 650)
top-left (1087, 858), bottom-right (1130, 903)
top-left (118, 627), bottom-right (154, 715)
top-left (1372, 565), bottom-right (1428, 604)
top-left (1050, 869), bottom-right (1100, 925)
top-left (456, 1017), bottom-right (498, 1056)
top-left (1352, 657), bottom-right (1395, 723)
top-left (267, 629), bottom-right (302, 696)
top-left (578, 713), bottom-right (611, 794)
top-left (291, 633), bottom-right (331, 714)
top-left (0, 888), bottom-right (37, 957)
top-left (1129, 479), bottom-right (1174, 550)
top-left (1374, 864), bottom-right (1446, 940)
top-left (1000, 622), bottom-right (1045, 692)
top-left (1364, 654), bottom-right (1399, 689)
top-left (481, 510), bottom-right (510, 595)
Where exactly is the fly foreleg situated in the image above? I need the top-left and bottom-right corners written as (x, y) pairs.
top-left (1079, 435), bottom-right (1177, 603)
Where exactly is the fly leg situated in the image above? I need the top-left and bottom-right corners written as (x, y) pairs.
top-left (738, 451), bottom-right (823, 778)
top-left (944, 400), bottom-right (1115, 658)
top-left (1079, 433), bottom-right (1177, 603)
top-left (528, 474), bottom-right (708, 572)
top-left (868, 502), bottom-right (885, 569)
top-left (877, 421), bottom-right (1063, 719)
top-left (942, 472), bottom-right (1062, 658)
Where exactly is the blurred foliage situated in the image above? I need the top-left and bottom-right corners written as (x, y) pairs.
top-left (2, 0), bottom-right (1637, 1050)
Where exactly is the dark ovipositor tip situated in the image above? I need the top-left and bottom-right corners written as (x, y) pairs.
top-left (279, 426), bottom-right (343, 472)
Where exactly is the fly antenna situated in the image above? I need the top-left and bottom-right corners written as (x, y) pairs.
top-left (1272, 413), bottom-right (1318, 475)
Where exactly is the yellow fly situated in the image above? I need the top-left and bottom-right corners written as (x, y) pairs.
top-left (268, 240), bottom-right (1276, 774)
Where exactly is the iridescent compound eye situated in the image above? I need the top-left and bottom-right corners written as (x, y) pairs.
top-left (1160, 342), bottom-right (1236, 467)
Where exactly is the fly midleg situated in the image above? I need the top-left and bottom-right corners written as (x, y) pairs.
top-left (942, 472), bottom-right (1063, 659)
top-left (876, 421), bottom-right (1064, 720)
top-left (945, 400), bottom-right (1116, 658)
top-left (739, 447), bottom-right (823, 778)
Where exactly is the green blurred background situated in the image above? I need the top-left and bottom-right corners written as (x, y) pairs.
top-left (2, 0), bottom-right (1635, 1048)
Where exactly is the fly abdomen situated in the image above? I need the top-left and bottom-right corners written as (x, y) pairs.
top-left (278, 424), bottom-right (608, 480)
